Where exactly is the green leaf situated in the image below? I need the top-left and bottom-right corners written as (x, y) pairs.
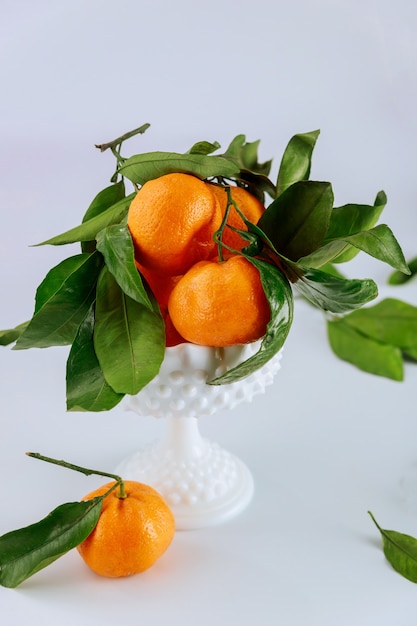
top-left (37, 193), bottom-right (135, 246)
top-left (403, 345), bottom-right (417, 361)
top-left (294, 267), bottom-right (378, 313)
top-left (222, 134), bottom-right (246, 161)
top-left (94, 267), bottom-right (165, 395)
top-left (318, 262), bottom-right (346, 279)
top-left (0, 498), bottom-right (103, 588)
top-left (222, 135), bottom-right (272, 176)
top-left (337, 224), bottom-right (409, 273)
top-left (258, 181), bottom-right (334, 261)
top-left (240, 140), bottom-right (272, 176)
top-left (118, 152), bottom-right (239, 185)
top-left (299, 224), bottom-right (410, 274)
top-left (66, 305), bottom-right (124, 412)
top-left (236, 169), bottom-right (277, 200)
top-left (327, 190), bottom-right (387, 235)
top-left (14, 253), bottom-right (103, 349)
top-left (220, 135), bottom-right (274, 200)
top-left (81, 181), bottom-right (126, 223)
top-left (326, 298), bottom-right (417, 379)
top-left (209, 259), bottom-right (293, 385)
top-left (369, 511), bottom-right (417, 583)
top-left (187, 140), bottom-right (221, 155)
top-left (326, 191), bottom-right (387, 263)
top-left (81, 181), bottom-right (126, 252)
top-left (0, 321), bottom-right (29, 346)
top-left (96, 224), bottom-right (153, 308)
top-left (389, 256), bottom-right (417, 285)
top-left (327, 316), bottom-right (403, 380)
top-left (325, 191), bottom-right (387, 263)
top-left (276, 130), bottom-right (320, 196)
top-left (339, 298), bottom-right (417, 351)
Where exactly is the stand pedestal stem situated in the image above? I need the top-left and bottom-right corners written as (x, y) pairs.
top-left (158, 417), bottom-right (207, 461)
top-left (115, 416), bottom-right (254, 530)
top-left (117, 342), bottom-right (283, 529)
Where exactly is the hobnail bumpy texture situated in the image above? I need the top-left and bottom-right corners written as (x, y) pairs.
top-left (123, 439), bottom-right (241, 508)
top-left (125, 341), bottom-right (283, 419)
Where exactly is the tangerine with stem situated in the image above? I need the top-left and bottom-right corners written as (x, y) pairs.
top-left (77, 480), bottom-right (175, 578)
top-left (207, 183), bottom-right (265, 255)
top-left (127, 172), bottom-right (222, 276)
top-left (168, 255), bottom-right (270, 347)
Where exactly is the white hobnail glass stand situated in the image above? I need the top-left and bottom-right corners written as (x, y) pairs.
top-left (115, 341), bottom-right (282, 530)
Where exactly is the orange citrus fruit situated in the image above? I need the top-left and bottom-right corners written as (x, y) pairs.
top-left (77, 481), bottom-right (175, 578)
top-left (168, 255), bottom-right (270, 347)
top-left (163, 312), bottom-right (186, 347)
top-left (127, 173), bottom-right (222, 276)
top-left (136, 262), bottom-right (187, 347)
top-left (207, 184), bottom-right (265, 253)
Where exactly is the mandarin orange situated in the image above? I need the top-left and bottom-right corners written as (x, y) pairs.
top-left (136, 262), bottom-right (186, 346)
top-left (168, 255), bottom-right (270, 347)
top-left (77, 480), bottom-right (175, 578)
top-left (127, 173), bottom-right (222, 276)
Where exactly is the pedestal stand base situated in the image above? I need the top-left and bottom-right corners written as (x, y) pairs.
top-left (115, 418), bottom-right (254, 530)
top-left (117, 343), bottom-right (282, 529)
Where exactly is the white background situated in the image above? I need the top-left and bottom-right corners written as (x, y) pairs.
top-left (1, 1), bottom-right (417, 624)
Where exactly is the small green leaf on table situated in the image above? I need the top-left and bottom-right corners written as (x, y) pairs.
top-left (368, 511), bottom-right (417, 584)
top-left (327, 298), bottom-right (417, 379)
top-left (337, 298), bottom-right (417, 350)
top-left (327, 317), bottom-right (403, 380)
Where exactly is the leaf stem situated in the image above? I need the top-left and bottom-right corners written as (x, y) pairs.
top-left (368, 510), bottom-right (382, 531)
top-left (26, 452), bottom-right (127, 499)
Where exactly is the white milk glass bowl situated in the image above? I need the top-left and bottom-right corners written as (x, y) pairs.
top-left (115, 341), bottom-right (282, 530)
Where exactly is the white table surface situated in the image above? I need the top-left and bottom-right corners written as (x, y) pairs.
top-left (1, 1), bottom-right (417, 624)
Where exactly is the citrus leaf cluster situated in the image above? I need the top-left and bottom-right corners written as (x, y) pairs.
top-left (0, 124), bottom-right (410, 410)
top-left (327, 298), bottom-right (417, 380)
top-left (0, 453), bottom-right (124, 588)
top-left (2, 176), bottom-right (166, 412)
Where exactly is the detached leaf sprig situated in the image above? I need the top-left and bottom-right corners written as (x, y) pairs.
top-left (327, 298), bottom-right (417, 381)
top-left (0, 123), bottom-right (410, 410)
top-left (0, 453), bottom-right (126, 589)
top-left (368, 511), bottom-right (417, 584)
